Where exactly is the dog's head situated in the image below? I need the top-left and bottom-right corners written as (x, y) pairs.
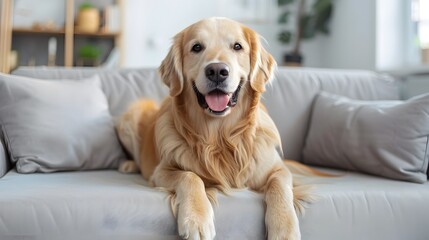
top-left (159, 17), bottom-right (276, 118)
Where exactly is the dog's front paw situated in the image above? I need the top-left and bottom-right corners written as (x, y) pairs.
top-left (177, 198), bottom-right (215, 240)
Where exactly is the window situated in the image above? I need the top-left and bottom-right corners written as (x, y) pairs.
top-left (376, 0), bottom-right (429, 70)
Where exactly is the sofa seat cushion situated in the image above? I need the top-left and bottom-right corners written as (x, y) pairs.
top-left (0, 170), bottom-right (264, 240)
top-left (302, 169), bottom-right (429, 240)
top-left (0, 169), bottom-right (428, 240)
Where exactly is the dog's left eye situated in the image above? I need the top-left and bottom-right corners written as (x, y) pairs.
top-left (233, 43), bottom-right (242, 51)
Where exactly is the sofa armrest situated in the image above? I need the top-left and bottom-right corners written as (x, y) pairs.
top-left (0, 138), bottom-right (10, 178)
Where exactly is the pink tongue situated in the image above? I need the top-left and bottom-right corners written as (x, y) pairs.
top-left (205, 92), bottom-right (230, 111)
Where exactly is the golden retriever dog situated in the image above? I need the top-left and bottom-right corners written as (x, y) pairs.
top-left (117, 17), bottom-right (315, 240)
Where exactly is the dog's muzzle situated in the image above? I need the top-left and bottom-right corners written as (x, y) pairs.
top-left (192, 82), bottom-right (242, 116)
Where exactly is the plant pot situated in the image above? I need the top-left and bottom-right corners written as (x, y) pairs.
top-left (76, 8), bottom-right (100, 33)
top-left (76, 57), bottom-right (100, 67)
top-left (284, 52), bottom-right (303, 67)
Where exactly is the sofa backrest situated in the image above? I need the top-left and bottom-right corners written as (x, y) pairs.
top-left (12, 67), bottom-right (169, 117)
top-left (264, 67), bottom-right (399, 160)
top-left (12, 66), bottom-right (399, 161)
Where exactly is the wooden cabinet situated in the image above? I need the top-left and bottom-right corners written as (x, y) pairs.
top-left (0, 0), bottom-right (124, 73)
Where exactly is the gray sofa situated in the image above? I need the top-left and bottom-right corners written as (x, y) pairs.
top-left (0, 67), bottom-right (428, 240)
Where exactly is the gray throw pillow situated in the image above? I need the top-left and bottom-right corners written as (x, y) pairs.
top-left (302, 91), bottom-right (429, 183)
top-left (0, 73), bottom-right (125, 173)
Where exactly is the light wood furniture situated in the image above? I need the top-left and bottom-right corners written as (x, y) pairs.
top-left (0, 0), bottom-right (124, 73)
top-left (0, 0), bottom-right (13, 73)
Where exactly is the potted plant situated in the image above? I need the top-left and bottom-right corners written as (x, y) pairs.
top-left (278, 0), bottom-right (333, 66)
top-left (78, 44), bottom-right (101, 66)
top-left (76, 2), bottom-right (100, 33)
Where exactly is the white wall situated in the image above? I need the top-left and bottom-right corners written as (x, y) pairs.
top-left (123, 0), bottom-right (381, 70)
top-left (124, 0), bottom-right (216, 68)
top-left (376, 0), bottom-right (406, 70)
top-left (122, 0), bottom-right (426, 72)
top-left (318, 0), bottom-right (377, 70)
top-left (13, 0), bottom-right (65, 28)
top-left (123, 0), bottom-right (284, 68)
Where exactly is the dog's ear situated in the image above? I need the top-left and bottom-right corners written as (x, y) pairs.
top-left (244, 27), bottom-right (276, 93)
top-left (159, 33), bottom-right (184, 97)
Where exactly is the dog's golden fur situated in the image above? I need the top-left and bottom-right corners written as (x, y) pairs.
top-left (117, 18), bottom-right (315, 240)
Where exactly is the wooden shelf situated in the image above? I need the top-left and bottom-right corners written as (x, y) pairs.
top-left (12, 27), bottom-right (65, 35)
top-left (12, 28), bottom-right (120, 38)
top-left (74, 30), bottom-right (120, 38)
top-left (0, 0), bottom-right (124, 73)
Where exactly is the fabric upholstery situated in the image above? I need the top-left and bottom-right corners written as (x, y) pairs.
top-left (12, 67), bottom-right (400, 161)
top-left (0, 73), bottom-right (125, 173)
top-left (0, 139), bottom-right (8, 178)
top-left (1, 67), bottom-right (426, 240)
top-left (263, 67), bottom-right (399, 160)
top-left (302, 91), bottom-right (429, 183)
top-left (0, 168), bottom-right (428, 240)
top-left (12, 67), bottom-right (169, 117)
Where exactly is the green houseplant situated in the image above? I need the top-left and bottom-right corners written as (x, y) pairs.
top-left (79, 2), bottom-right (95, 10)
top-left (79, 44), bottom-right (101, 60)
top-left (278, 0), bottom-right (333, 66)
top-left (78, 44), bottom-right (101, 66)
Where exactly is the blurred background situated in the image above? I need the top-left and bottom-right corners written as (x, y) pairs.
top-left (0, 0), bottom-right (428, 78)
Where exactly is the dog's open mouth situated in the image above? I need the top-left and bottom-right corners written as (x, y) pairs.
top-left (192, 82), bottom-right (242, 115)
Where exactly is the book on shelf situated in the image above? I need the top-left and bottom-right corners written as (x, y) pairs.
top-left (102, 5), bottom-right (121, 33)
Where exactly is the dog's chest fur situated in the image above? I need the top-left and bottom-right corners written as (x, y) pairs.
top-left (170, 107), bottom-right (258, 190)
top-left (192, 127), bottom-right (256, 189)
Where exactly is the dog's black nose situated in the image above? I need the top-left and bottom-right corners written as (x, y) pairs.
top-left (205, 63), bottom-right (229, 83)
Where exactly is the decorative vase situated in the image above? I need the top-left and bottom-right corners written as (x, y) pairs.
top-left (76, 8), bottom-right (100, 33)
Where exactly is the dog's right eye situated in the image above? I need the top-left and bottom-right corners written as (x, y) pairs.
top-left (191, 43), bottom-right (203, 53)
